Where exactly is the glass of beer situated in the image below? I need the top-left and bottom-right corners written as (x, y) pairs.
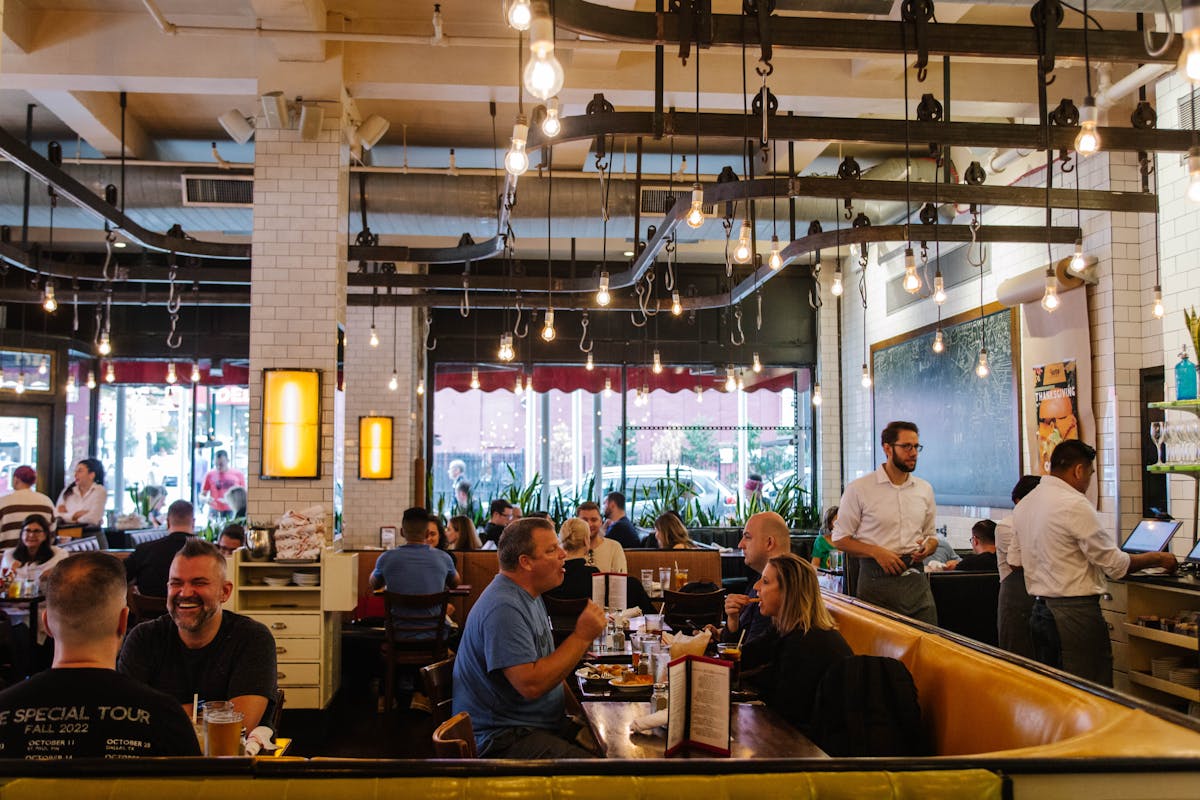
top-left (716, 643), bottom-right (742, 691)
top-left (674, 568), bottom-right (689, 591)
top-left (204, 704), bottom-right (244, 757)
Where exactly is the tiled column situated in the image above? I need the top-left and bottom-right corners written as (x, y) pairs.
top-left (246, 107), bottom-right (348, 522)
top-left (816, 259), bottom-right (843, 512)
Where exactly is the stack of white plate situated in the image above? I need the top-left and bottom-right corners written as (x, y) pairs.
top-left (263, 576), bottom-right (291, 588)
top-left (1152, 656), bottom-right (1184, 679)
top-left (1168, 667), bottom-right (1200, 688)
top-left (292, 572), bottom-right (319, 587)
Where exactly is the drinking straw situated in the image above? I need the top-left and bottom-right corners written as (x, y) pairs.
top-left (192, 694), bottom-right (198, 724)
top-left (736, 628), bottom-right (746, 651)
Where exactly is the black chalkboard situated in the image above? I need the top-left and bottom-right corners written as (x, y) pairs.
top-left (871, 307), bottom-right (1020, 508)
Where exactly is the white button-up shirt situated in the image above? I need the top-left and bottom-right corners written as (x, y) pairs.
top-left (995, 516), bottom-right (1017, 581)
top-left (55, 482), bottom-right (108, 527)
top-left (832, 465), bottom-right (935, 554)
top-left (1012, 474), bottom-right (1130, 598)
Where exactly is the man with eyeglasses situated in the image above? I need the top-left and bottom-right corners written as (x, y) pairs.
top-left (1014, 439), bottom-right (1177, 686)
top-left (832, 420), bottom-right (939, 624)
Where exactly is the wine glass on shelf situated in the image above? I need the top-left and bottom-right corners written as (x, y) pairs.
top-left (1150, 421), bottom-right (1165, 466)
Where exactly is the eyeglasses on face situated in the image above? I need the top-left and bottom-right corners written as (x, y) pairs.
top-left (891, 443), bottom-right (924, 453)
top-left (23, 527), bottom-right (46, 535)
top-left (216, 545), bottom-right (238, 555)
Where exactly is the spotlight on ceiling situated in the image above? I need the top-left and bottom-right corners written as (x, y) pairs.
top-left (354, 115), bottom-right (390, 150)
top-left (217, 109), bottom-right (255, 144)
top-left (261, 91), bottom-right (290, 129)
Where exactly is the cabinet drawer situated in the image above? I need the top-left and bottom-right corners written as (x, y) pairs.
top-left (1101, 581), bottom-right (1127, 613)
top-left (1112, 640), bottom-right (1129, 673)
top-left (281, 686), bottom-right (322, 709)
top-left (275, 662), bottom-right (320, 686)
top-left (273, 638), bottom-right (320, 662)
top-left (253, 613), bottom-right (321, 637)
top-left (1103, 609), bottom-right (1128, 643)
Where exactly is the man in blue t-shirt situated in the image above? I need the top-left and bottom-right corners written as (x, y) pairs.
top-left (452, 517), bottom-right (606, 758)
top-left (369, 507), bottom-right (460, 632)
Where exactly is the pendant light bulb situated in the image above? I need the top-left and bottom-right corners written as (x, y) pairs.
top-left (369, 326), bottom-right (379, 348)
top-left (1187, 147), bottom-right (1200, 203)
top-left (733, 219), bottom-right (754, 264)
top-left (1041, 269), bottom-right (1060, 312)
top-left (540, 97), bottom-right (562, 138)
top-left (671, 290), bottom-right (683, 316)
top-left (1068, 239), bottom-right (1086, 274)
top-left (596, 272), bottom-right (611, 306)
top-left (388, 371), bottom-right (399, 391)
top-left (902, 248), bottom-right (921, 294)
top-left (504, 116), bottom-right (530, 176)
top-left (541, 308), bottom-right (556, 342)
top-left (165, 362), bottom-right (177, 384)
top-left (585, 352), bottom-right (594, 371)
top-left (515, 373), bottom-right (524, 393)
top-left (860, 363), bottom-right (872, 389)
top-left (736, 372), bottom-right (745, 392)
top-left (724, 367), bottom-right (737, 393)
top-left (768, 236), bottom-right (783, 271)
top-left (105, 362), bottom-right (115, 384)
top-left (1179, 5), bottom-right (1200, 83)
top-left (932, 327), bottom-right (945, 354)
top-left (524, 11), bottom-right (564, 101)
top-left (1074, 98), bottom-right (1101, 156)
top-left (191, 362), bottom-right (201, 382)
top-left (1153, 285), bottom-right (1165, 319)
top-left (812, 383), bottom-right (823, 407)
top-left (86, 370), bottom-right (96, 390)
top-left (933, 272), bottom-right (946, 305)
top-left (695, 385), bottom-right (703, 403)
top-left (42, 281), bottom-right (57, 312)
top-left (975, 347), bottom-right (990, 378)
top-left (604, 376), bottom-right (613, 397)
top-left (14, 373), bottom-right (25, 395)
top-left (506, 0), bottom-right (532, 31)
top-left (416, 377), bottom-right (425, 396)
top-left (831, 270), bottom-right (844, 297)
top-left (37, 358), bottom-right (47, 376)
top-left (685, 184), bottom-right (706, 229)
top-left (97, 330), bottom-right (112, 357)
top-left (752, 352), bottom-right (762, 374)
top-left (652, 350), bottom-right (663, 374)
top-left (469, 367), bottom-right (481, 390)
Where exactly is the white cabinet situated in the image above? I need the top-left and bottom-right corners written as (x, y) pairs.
top-left (231, 550), bottom-right (358, 709)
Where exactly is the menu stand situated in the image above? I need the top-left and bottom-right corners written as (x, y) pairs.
top-left (664, 654), bottom-right (732, 757)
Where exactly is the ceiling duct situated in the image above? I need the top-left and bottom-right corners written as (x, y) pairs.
top-left (181, 175), bottom-right (254, 207)
top-left (639, 186), bottom-right (718, 219)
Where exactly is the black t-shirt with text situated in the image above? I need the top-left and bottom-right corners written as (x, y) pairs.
top-left (0, 668), bottom-right (200, 759)
top-left (117, 610), bottom-right (277, 711)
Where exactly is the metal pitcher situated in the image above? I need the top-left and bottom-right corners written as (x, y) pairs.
top-left (245, 527), bottom-right (273, 562)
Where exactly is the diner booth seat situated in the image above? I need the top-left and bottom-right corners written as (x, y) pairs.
top-left (824, 592), bottom-right (1200, 758)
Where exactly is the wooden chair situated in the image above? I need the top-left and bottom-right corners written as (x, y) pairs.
top-left (419, 655), bottom-right (455, 725)
top-left (662, 588), bottom-right (726, 633)
top-left (127, 587), bottom-right (168, 628)
top-left (431, 711), bottom-right (477, 758)
top-left (381, 591), bottom-right (451, 714)
top-left (542, 594), bottom-right (588, 646)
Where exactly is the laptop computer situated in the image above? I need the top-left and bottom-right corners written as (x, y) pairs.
top-left (1184, 539), bottom-right (1200, 565)
top-left (1120, 519), bottom-right (1183, 555)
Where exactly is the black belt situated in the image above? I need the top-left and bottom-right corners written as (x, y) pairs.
top-left (1034, 594), bottom-right (1101, 603)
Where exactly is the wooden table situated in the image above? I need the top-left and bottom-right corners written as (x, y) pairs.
top-left (583, 701), bottom-right (828, 759)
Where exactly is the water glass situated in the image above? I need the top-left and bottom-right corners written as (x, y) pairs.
top-left (658, 567), bottom-right (672, 595)
top-left (640, 569), bottom-right (655, 596)
top-left (644, 613), bottom-right (664, 634)
top-left (650, 649), bottom-right (671, 685)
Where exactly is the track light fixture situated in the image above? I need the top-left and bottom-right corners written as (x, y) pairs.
top-left (349, 115), bottom-right (390, 151)
top-left (1075, 97), bottom-right (1100, 156)
top-left (686, 184), bottom-right (706, 229)
top-left (260, 91), bottom-right (290, 129)
top-left (596, 272), bottom-right (611, 306)
top-left (504, 116), bottom-right (530, 176)
top-left (506, 0), bottom-right (532, 31)
top-left (524, 2), bottom-right (564, 101)
top-left (733, 220), bottom-right (753, 264)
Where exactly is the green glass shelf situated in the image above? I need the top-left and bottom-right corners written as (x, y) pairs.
top-left (1149, 400), bottom-right (1200, 412)
top-left (1147, 464), bottom-right (1200, 474)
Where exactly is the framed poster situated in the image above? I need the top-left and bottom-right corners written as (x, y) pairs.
top-left (871, 304), bottom-right (1021, 508)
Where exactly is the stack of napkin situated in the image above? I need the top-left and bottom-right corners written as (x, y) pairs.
top-left (630, 710), bottom-right (669, 733)
top-left (663, 629), bottom-right (710, 660)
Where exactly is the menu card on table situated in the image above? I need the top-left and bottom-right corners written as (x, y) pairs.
top-left (664, 654), bottom-right (732, 757)
top-left (591, 572), bottom-right (628, 610)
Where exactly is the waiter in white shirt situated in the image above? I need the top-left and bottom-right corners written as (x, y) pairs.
top-left (1015, 440), bottom-right (1177, 686)
top-left (832, 421), bottom-right (939, 625)
top-left (994, 475), bottom-right (1041, 659)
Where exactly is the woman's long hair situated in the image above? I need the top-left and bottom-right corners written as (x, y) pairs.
top-left (427, 514), bottom-right (449, 550)
top-left (768, 552), bottom-right (837, 636)
top-left (12, 514), bottom-right (54, 565)
top-left (63, 457), bottom-right (105, 497)
top-left (448, 516), bottom-right (481, 551)
top-left (654, 512), bottom-right (693, 549)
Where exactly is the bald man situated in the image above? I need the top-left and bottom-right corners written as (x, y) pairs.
top-left (720, 512), bottom-right (792, 645)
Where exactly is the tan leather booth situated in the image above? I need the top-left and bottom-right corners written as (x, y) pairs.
top-left (826, 592), bottom-right (1200, 758)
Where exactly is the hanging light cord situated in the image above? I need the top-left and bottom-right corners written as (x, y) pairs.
top-left (902, 34), bottom-right (913, 245)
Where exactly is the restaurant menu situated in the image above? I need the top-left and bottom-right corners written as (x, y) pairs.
top-left (591, 572), bottom-right (628, 610)
top-left (665, 655), bottom-right (731, 757)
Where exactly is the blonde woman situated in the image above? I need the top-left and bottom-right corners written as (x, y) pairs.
top-left (654, 512), bottom-right (695, 549)
top-left (447, 515), bottom-right (482, 551)
top-left (544, 518), bottom-right (597, 600)
top-left (741, 552), bottom-right (852, 730)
